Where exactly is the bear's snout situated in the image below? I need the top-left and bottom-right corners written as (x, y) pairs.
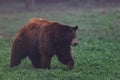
top-left (71, 38), bottom-right (78, 46)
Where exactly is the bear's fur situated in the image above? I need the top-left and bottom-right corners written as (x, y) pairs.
top-left (10, 18), bottom-right (78, 69)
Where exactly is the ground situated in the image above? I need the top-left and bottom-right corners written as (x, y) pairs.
top-left (0, 2), bottom-right (120, 80)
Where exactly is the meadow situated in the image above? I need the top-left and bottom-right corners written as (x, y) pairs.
top-left (0, 2), bottom-right (120, 80)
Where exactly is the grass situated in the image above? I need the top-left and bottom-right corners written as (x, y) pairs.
top-left (0, 2), bottom-right (120, 80)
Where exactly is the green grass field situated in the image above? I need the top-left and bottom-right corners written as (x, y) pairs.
top-left (0, 2), bottom-right (120, 80)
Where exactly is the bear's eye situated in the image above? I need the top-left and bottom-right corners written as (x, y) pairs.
top-left (67, 30), bottom-right (76, 38)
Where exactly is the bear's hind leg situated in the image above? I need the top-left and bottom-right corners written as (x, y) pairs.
top-left (10, 52), bottom-right (27, 68)
top-left (10, 58), bottom-right (21, 67)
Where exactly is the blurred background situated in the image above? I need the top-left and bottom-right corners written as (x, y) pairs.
top-left (0, 0), bottom-right (120, 11)
top-left (0, 0), bottom-right (120, 39)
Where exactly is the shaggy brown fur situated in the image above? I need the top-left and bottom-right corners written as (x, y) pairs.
top-left (10, 18), bottom-right (78, 69)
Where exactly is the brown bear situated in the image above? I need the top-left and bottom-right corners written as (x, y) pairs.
top-left (10, 18), bottom-right (78, 69)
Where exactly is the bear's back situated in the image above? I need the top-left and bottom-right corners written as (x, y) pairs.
top-left (28, 18), bottom-right (57, 27)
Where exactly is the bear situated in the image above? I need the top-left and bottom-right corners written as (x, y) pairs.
top-left (10, 18), bottom-right (78, 70)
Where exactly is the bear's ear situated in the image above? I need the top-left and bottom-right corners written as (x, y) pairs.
top-left (72, 26), bottom-right (78, 31)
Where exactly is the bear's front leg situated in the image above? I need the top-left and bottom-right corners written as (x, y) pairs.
top-left (41, 55), bottom-right (52, 69)
top-left (28, 53), bottom-right (41, 68)
top-left (67, 59), bottom-right (74, 70)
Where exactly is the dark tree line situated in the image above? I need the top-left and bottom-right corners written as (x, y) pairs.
top-left (0, 0), bottom-right (120, 10)
top-left (0, 0), bottom-right (120, 3)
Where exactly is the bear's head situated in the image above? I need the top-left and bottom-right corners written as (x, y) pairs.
top-left (46, 23), bottom-right (78, 47)
top-left (58, 25), bottom-right (78, 46)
